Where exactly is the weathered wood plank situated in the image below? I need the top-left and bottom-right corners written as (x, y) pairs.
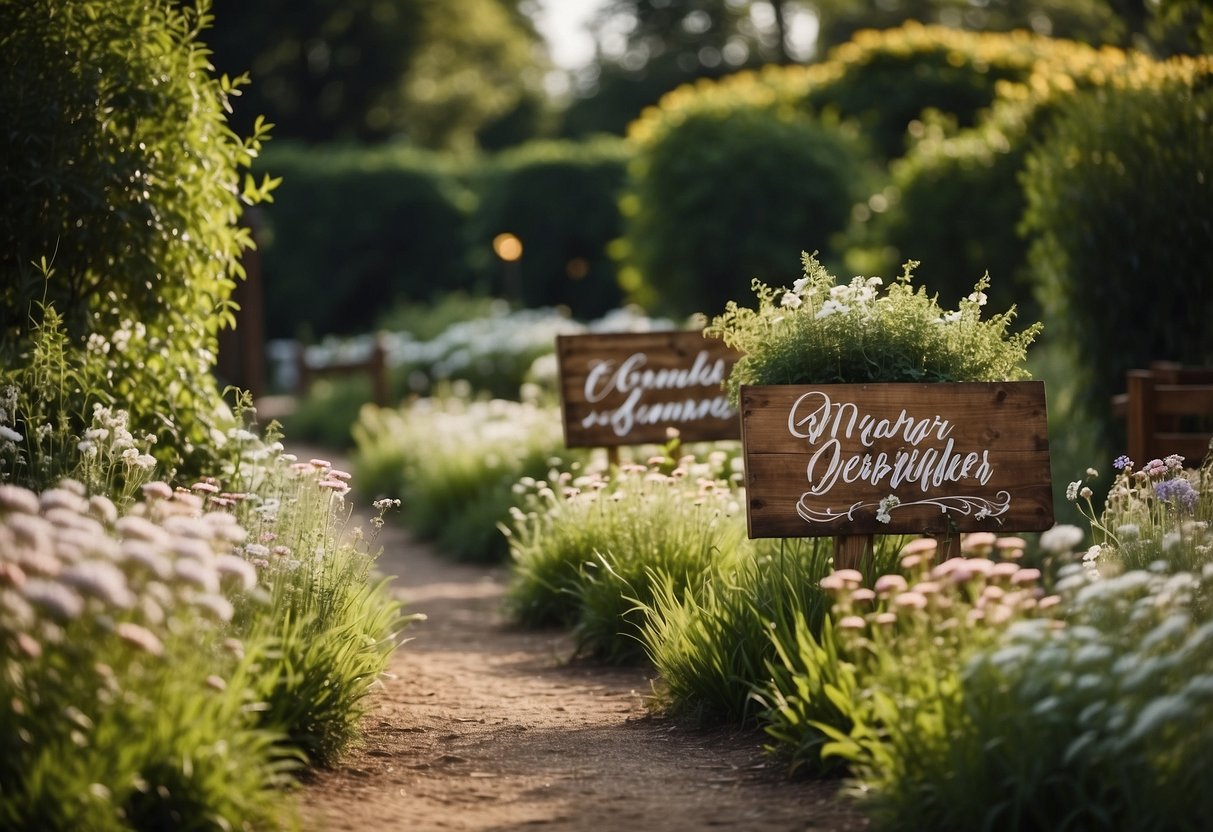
top-left (740, 381), bottom-right (1054, 538)
top-left (556, 331), bottom-right (742, 448)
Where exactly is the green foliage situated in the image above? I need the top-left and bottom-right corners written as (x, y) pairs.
top-left (504, 451), bottom-right (749, 662)
top-left (0, 0), bottom-right (274, 475)
top-left (254, 142), bottom-right (474, 339)
top-left (1022, 75), bottom-right (1213, 440)
top-left (352, 396), bottom-right (578, 562)
top-left (938, 565), bottom-right (1213, 832)
top-left (618, 105), bottom-right (869, 317)
top-left (206, 0), bottom-right (545, 149)
top-left (805, 23), bottom-right (1048, 160)
top-left (765, 544), bottom-right (1053, 816)
top-left (706, 253), bottom-right (1040, 405)
top-left (0, 478), bottom-right (296, 830)
top-left (639, 537), bottom-right (904, 726)
top-left (467, 138), bottom-right (629, 318)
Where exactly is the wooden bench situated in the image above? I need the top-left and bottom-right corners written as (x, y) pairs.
top-left (1112, 362), bottom-right (1213, 466)
top-left (295, 333), bottom-right (390, 407)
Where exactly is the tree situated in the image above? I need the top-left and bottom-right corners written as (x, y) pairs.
top-left (206, 0), bottom-right (546, 149)
top-left (562, 0), bottom-right (799, 137)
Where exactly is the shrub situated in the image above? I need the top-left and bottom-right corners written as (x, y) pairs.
top-left (504, 451), bottom-right (747, 662)
top-left (254, 142), bottom-right (474, 339)
top-left (618, 106), bottom-right (870, 317)
top-left (352, 395), bottom-right (578, 563)
top-left (1021, 71), bottom-right (1213, 438)
top-left (0, 0), bottom-right (273, 474)
top-left (802, 23), bottom-right (1050, 160)
top-left (706, 253), bottom-right (1040, 405)
top-left (639, 536), bottom-right (904, 726)
top-left (467, 138), bottom-right (630, 318)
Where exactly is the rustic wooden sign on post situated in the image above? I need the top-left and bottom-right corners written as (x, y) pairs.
top-left (740, 381), bottom-right (1054, 566)
top-left (556, 330), bottom-right (742, 448)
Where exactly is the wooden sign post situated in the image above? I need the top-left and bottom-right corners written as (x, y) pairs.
top-left (556, 331), bottom-right (742, 451)
top-left (740, 382), bottom-right (1054, 568)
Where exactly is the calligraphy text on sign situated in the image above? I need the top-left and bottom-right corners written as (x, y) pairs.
top-left (556, 331), bottom-right (741, 447)
top-left (741, 382), bottom-right (1054, 538)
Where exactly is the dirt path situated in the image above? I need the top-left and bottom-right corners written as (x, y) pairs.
top-left (293, 459), bottom-right (867, 831)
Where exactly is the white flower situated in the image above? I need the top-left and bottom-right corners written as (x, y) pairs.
top-left (967, 291), bottom-right (988, 306)
top-left (780, 292), bottom-right (802, 309)
top-left (0, 425), bottom-right (21, 443)
top-left (876, 494), bottom-right (900, 524)
top-left (1066, 480), bottom-right (1081, 501)
top-left (816, 299), bottom-right (850, 319)
top-left (1040, 524), bottom-right (1084, 554)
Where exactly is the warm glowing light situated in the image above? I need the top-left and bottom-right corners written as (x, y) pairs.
top-left (565, 257), bottom-right (589, 279)
top-left (492, 232), bottom-right (523, 262)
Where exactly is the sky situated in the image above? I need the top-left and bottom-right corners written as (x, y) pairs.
top-left (532, 0), bottom-right (604, 70)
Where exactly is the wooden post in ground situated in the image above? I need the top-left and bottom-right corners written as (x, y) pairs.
top-left (833, 534), bottom-right (873, 571)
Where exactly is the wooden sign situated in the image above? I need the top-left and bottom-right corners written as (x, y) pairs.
top-left (556, 331), bottom-right (742, 447)
top-left (741, 382), bottom-right (1054, 538)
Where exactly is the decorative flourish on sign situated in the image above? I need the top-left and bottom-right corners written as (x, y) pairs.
top-left (796, 491), bottom-right (1013, 526)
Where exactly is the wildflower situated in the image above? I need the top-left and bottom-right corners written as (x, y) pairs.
top-left (1154, 478), bottom-right (1198, 512)
top-left (838, 615), bottom-right (867, 631)
top-left (967, 290), bottom-right (988, 306)
top-left (1039, 524), bottom-right (1084, 554)
top-left (115, 622), bottom-right (164, 656)
top-left (1144, 458), bottom-right (1168, 479)
top-left (780, 292), bottom-right (802, 309)
top-left (876, 494), bottom-right (900, 523)
top-left (874, 574), bottom-right (908, 597)
top-left (141, 481), bottom-right (174, 500)
top-left (0, 484), bottom-right (40, 514)
top-left (22, 579), bottom-right (84, 620)
top-left (0, 425), bottom-right (21, 443)
top-left (60, 561), bottom-right (135, 609)
top-left (1065, 481), bottom-right (1082, 501)
top-left (893, 591), bottom-right (928, 610)
top-left (1113, 455), bottom-right (1133, 471)
top-left (1080, 487), bottom-right (1093, 500)
top-left (1164, 454), bottom-right (1184, 473)
top-left (192, 592), bottom-right (234, 622)
top-left (174, 559), bottom-right (219, 593)
top-left (216, 554), bottom-right (258, 592)
top-left (816, 299), bottom-right (850, 319)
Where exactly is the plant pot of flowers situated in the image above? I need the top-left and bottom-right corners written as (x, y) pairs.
top-left (706, 253), bottom-right (1055, 569)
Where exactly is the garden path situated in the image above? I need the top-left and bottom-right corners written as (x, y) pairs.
top-left (292, 448), bottom-right (867, 832)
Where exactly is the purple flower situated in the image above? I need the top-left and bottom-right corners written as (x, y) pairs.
top-left (1154, 478), bottom-right (1198, 512)
top-left (1113, 455), bottom-right (1133, 471)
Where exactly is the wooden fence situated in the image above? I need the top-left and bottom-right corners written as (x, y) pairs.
top-left (1112, 361), bottom-right (1213, 466)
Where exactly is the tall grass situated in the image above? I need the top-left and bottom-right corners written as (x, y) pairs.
top-left (353, 394), bottom-right (582, 562)
top-left (504, 451), bottom-right (746, 661)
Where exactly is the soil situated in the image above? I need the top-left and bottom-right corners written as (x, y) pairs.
top-left (293, 454), bottom-right (869, 832)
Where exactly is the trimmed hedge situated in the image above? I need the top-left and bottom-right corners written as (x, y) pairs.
top-left (466, 137), bottom-right (630, 319)
top-left (253, 143), bottom-right (474, 339)
top-left (1022, 68), bottom-right (1213, 432)
top-left (618, 105), bottom-right (870, 318)
top-left (615, 24), bottom-right (1082, 318)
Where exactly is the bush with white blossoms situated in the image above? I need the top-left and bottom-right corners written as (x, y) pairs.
top-left (705, 252), bottom-right (1041, 404)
